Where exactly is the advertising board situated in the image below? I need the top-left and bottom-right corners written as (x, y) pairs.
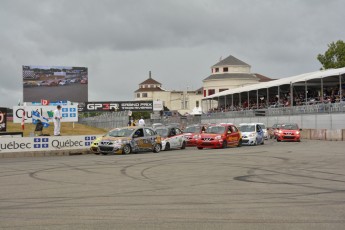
top-left (23, 65), bottom-right (88, 103)
top-left (78, 101), bottom-right (153, 112)
top-left (0, 107), bottom-right (7, 132)
top-left (13, 105), bottom-right (78, 123)
top-left (0, 135), bottom-right (101, 153)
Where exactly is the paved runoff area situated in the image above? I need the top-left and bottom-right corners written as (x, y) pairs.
top-left (1, 140), bottom-right (345, 230)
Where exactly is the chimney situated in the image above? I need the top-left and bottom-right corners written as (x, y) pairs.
top-left (149, 71), bottom-right (151, 79)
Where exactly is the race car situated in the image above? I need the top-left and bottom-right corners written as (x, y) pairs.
top-left (98, 127), bottom-right (162, 155)
top-left (196, 124), bottom-right (242, 149)
top-left (183, 124), bottom-right (207, 147)
top-left (155, 126), bottom-right (186, 150)
top-left (276, 123), bottom-right (301, 142)
top-left (238, 123), bottom-right (265, 146)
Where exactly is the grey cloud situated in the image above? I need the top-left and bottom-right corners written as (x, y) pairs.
top-left (0, 0), bottom-right (344, 107)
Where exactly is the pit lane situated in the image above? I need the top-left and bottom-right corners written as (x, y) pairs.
top-left (1, 139), bottom-right (345, 230)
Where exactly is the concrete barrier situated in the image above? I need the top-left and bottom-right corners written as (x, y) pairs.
top-left (326, 129), bottom-right (343, 141)
top-left (310, 129), bottom-right (326, 140)
top-left (300, 129), bottom-right (311, 139)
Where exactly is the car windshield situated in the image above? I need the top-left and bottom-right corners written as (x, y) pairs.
top-left (206, 126), bottom-right (225, 134)
top-left (239, 125), bottom-right (255, 132)
top-left (281, 124), bottom-right (298, 130)
top-left (155, 128), bottom-right (169, 137)
top-left (106, 128), bottom-right (134, 137)
top-left (184, 126), bottom-right (200, 133)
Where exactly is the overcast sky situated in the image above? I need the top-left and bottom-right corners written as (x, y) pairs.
top-left (1, 0), bottom-right (344, 107)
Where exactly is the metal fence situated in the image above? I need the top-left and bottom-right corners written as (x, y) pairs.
top-left (201, 102), bottom-right (345, 130)
top-left (202, 102), bottom-right (345, 119)
top-left (147, 115), bottom-right (202, 129)
top-left (78, 111), bottom-right (128, 130)
top-left (78, 112), bottom-right (202, 130)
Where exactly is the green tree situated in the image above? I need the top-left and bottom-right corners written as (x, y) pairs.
top-left (317, 40), bottom-right (345, 69)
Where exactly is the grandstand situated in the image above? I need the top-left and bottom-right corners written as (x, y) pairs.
top-left (201, 67), bottom-right (345, 129)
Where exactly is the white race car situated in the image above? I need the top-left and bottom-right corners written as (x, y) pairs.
top-left (155, 126), bottom-right (186, 151)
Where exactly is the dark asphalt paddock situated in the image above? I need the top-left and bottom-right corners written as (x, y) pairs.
top-left (1, 139), bottom-right (345, 229)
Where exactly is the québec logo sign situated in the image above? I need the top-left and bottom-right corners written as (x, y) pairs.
top-left (0, 136), bottom-right (97, 152)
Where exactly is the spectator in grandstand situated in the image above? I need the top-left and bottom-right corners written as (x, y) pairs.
top-left (53, 105), bottom-right (62, 136)
top-left (138, 116), bottom-right (145, 126)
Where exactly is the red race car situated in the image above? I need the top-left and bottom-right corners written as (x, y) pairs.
top-left (276, 123), bottom-right (301, 142)
top-left (183, 124), bottom-right (207, 147)
top-left (196, 124), bottom-right (242, 149)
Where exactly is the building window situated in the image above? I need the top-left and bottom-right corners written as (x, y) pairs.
top-left (137, 93), bottom-right (140, 98)
top-left (142, 93), bottom-right (148, 98)
top-left (151, 85), bottom-right (154, 88)
top-left (208, 89), bottom-right (215, 96)
top-left (215, 68), bottom-right (219, 72)
top-left (219, 88), bottom-right (228, 92)
top-left (204, 90), bottom-right (206, 97)
top-left (196, 101), bottom-right (199, 107)
top-left (223, 67), bottom-right (228, 72)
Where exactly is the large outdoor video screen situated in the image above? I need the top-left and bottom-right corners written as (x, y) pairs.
top-left (23, 65), bottom-right (88, 103)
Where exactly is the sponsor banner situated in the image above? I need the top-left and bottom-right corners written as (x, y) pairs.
top-left (153, 100), bottom-right (163, 111)
top-left (0, 107), bottom-right (7, 132)
top-left (13, 105), bottom-right (78, 123)
top-left (0, 135), bottom-right (101, 153)
top-left (79, 101), bottom-right (153, 112)
top-left (32, 100), bottom-right (69, 106)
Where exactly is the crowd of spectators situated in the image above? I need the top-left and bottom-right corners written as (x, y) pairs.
top-left (207, 87), bottom-right (345, 113)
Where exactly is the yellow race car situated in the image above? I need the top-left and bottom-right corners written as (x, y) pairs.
top-left (97, 126), bottom-right (162, 155)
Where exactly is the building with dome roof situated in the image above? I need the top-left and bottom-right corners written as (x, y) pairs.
top-left (203, 55), bottom-right (272, 97)
top-left (134, 71), bottom-right (203, 115)
top-left (133, 56), bottom-right (272, 114)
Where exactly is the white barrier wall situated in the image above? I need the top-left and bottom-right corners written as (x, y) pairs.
top-left (0, 135), bottom-right (101, 153)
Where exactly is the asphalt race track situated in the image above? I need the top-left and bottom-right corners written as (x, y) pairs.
top-left (1, 139), bottom-right (345, 230)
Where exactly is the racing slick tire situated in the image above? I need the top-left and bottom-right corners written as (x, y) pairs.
top-left (222, 141), bottom-right (227, 149)
top-left (277, 139), bottom-right (281, 142)
top-left (197, 147), bottom-right (203, 150)
top-left (153, 144), bottom-right (161, 153)
top-left (261, 140), bottom-right (264, 145)
top-left (165, 142), bottom-right (170, 151)
top-left (123, 144), bottom-right (132, 155)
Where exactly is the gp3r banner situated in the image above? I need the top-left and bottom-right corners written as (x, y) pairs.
top-left (78, 101), bottom-right (153, 112)
top-left (13, 105), bottom-right (78, 123)
top-left (0, 107), bottom-right (7, 132)
top-left (0, 135), bottom-right (101, 153)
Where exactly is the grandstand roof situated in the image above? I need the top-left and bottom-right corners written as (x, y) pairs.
top-left (204, 67), bottom-right (345, 99)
